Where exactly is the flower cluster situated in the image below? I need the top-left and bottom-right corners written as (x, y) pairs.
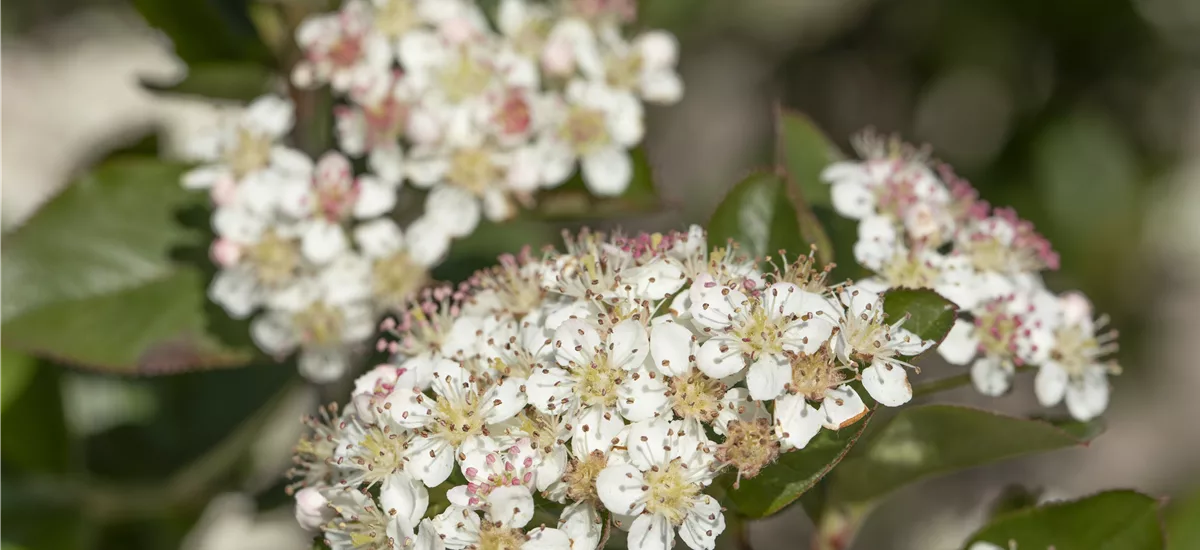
top-left (182, 0), bottom-right (682, 382)
top-left (821, 133), bottom-right (1120, 420)
top-left (288, 226), bottom-right (939, 550)
top-left (294, 0), bottom-right (681, 233)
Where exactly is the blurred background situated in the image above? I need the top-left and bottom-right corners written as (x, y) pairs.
top-left (3, 0), bottom-right (1199, 548)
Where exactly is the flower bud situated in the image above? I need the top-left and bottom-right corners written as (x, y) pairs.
top-left (293, 487), bottom-right (332, 531)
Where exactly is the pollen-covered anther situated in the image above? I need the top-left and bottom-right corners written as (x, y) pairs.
top-left (715, 418), bottom-right (780, 488)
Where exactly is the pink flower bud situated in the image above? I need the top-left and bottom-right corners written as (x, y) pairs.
top-left (294, 487), bottom-right (332, 531)
top-left (209, 239), bottom-right (242, 267)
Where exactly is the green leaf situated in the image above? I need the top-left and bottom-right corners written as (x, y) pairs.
top-left (534, 148), bottom-right (660, 220)
top-left (967, 490), bottom-right (1164, 550)
top-left (132, 0), bottom-right (270, 64)
top-left (707, 172), bottom-right (806, 262)
top-left (141, 63), bottom-right (276, 101)
top-left (777, 110), bottom-right (842, 209)
top-left (881, 287), bottom-right (959, 347)
top-left (1, 348), bottom-right (37, 412)
top-left (1, 158), bottom-right (256, 373)
top-left (1166, 488), bottom-right (1200, 549)
top-left (1, 361), bottom-right (70, 474)
top-left (826, 405), bottom-right (1103, 504)
top-left (724, 413), bottom-right (872, 518)
top-left (432, 219), bottom-right (559, 282)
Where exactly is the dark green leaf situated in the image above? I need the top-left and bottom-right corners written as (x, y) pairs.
top-left (777, 110), bottom-right (842, 209)
top-left (141, 63), bottom-right (276, 101)
top-left (132, 0), bottom-right (269, 64)
top-left (724, 413), bottom-right (872, 518)
top-left (826, 405), bottom-right (1103, 503)
top-left (707, 172), bottom-right (806, 262)
top-left (1, 348), bottom-right (37, 412)
top-left (968, 490), bottom-right (1164, 550)
top-left (1, 158), bottom-right (256, 373)
top-left (881, 288), bottom-right (959, 347)
top-left (1, 361), bottom-right (70, 474)
top-left (1166, 488), bottom-right (1200, 550)
top-left (987, 485), bottom-right (1044, 519)
top-left (534, 148), bottom-right (661, 220)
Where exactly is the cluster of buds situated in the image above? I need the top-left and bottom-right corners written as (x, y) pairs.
top-left (181, 0), bottom-right (682, 382)
top-left (822, 133), bottom-right (1120, 420)
top-left (289, 226), bottom-right (942, 550)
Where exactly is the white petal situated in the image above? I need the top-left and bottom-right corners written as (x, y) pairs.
top-left (627, 513), bottom-right (673, 550)
top-left (554, 318), bottom-right (601, 368)
top-left (487, 485), bottom-right (535, 528)
top-left (596, 463), bottom-right (646, 516)
top-left (607, 92), bottom-right (645, 147)
top-left (302, 221), bottom-right (348, 264)
top-left (298, 347), bottom-right (349, 383)
top-left (559, 501), bottom-right (602, 550)
top-left (626, 418), bottom-right (671, 470)
top-left (643, 70), bottom-right (683, 105)
top-left (581, 146), bottom-right (632, 197)
top-left (861, 362), bottom-right (912, 407)
top-left (820, 385), bottom-right (867, 429)
top-left (637, 31), bottom-right (679, 69)
top-left (210, 268), bottom-right (260, 318)
top-left (1034, 362), bottom-right (1069, 407)
top-left (618, 370), bottom-right (670, 422)
top-left (609, 319), bottom-right (650, 370)
top-left (353, 175), bottom-right (398, 219)
top-left (650, 322), bottom-right (696, 377)
top-left (244, 94), bottom-right (294, 137)
top-left (380, 472), bottom-right (430, 526)
top-left (746, 355), bottom-right (790, 400)
top-left (1065, 373), bottom-right (1109, 421)
top-left (426, 186), bottom-right (480, 238)
top-left (527, 367), bottom-right (574, 414)
top-left (970, 356), bottom-right (1013, 397)
top-left (774, 394), bottom-right (823, 450)
top-left (938, 319), bottom-right (979, 365)
top-left (523, 527), bottom-right (571, 550)
top-left (679, 495), bottom-right (724, 550)
top-left (830, 181), bottom-right (877, 219)
top-left (695, 337), bottom-right (746, 379)
top-left (482, 377), bottom-right (528, 423)
top-left (407, 436), bottom-right (456, 487)
top-left (369, 142), bottom-right (406, 185)
top-left (249, 311), bottom-right (297, 354)
top-left (571, 405), bottom-right (625, 456)
top-left (404, 215), bottom-right (452, 266)
top-left (354, 217), bottom-right (404, 258)
top-left (539, 139), bottom-right (576, 187)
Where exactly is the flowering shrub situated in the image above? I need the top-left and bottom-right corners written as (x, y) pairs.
top-left (0, 1), bottom-right (1170, 549)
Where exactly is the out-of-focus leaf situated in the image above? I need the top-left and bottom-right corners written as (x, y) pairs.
top-left (132, 0), bottom-right (269, 64)
top-left (1, 348), bottom-right (37, 412)
top-left (1166, 488), bottom-right (1200, 549)
top-left (534, 148), bottom-right (660, 220)
top-left (1, 158), bottom-right (256, 373)
top-left (777, 110), bottom-right (842, 209)
top-left (967, 490), bottom-right (1164, 550)
top-left (826, 405), bottom-right (1103, 503)
top-left (987, 485), bottom-right (1044, 519)
top-left (707, 172), bottom-right (806, 262)
top-left (723, 413), bottom-right (872, 518)
top-left (880, 288), bottom-right (959, 348)
top-left (141, 63), bottom-right (276, 101)
top-left (1, 361), bottom-right (70, 474)
top-left (777, 110), bottom-right (843, 265)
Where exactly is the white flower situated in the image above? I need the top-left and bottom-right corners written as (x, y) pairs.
top-left (540, 80), bottom-right (644, 196)
top-left (833, 286), bottom-right (932, 407)
top-left (293, 0), bottom-right (393, 92)
top-left (937, 291), bottom-right (1056, 397)
top-left (591, 26), bottom-right (683, 104)
top-left (596, 419), bottom-right (724, 550)
top-left (385, 362), bottom-right (526, 486)
top-left (770, 346), bottom-right (868, 450)
top-left (293, 487), bottom-right (334, 531)
top-left (1033, 291), bottom-right (1118, 421)
top-left (448, 438), bottom-right (540, 528)
top-left (528, 317), bottom-right (671, 438)
top-left (183, 95), bottom-right (296, 189)
top-left (687, 280), bottom-right (839, 400)
top-left (354, 217), bottom-right (448, 309)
